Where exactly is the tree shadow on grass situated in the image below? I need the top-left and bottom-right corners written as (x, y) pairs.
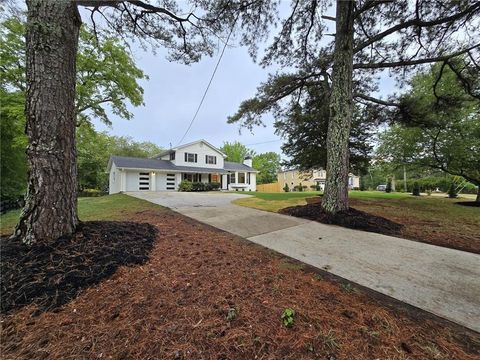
top-left (1, 221), bottom-right (157, 315)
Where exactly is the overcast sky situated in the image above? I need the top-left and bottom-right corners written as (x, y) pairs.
top-left (88, 3), bottom-right (397, 158)
top-left (93, 37), bottom-right (283, 154)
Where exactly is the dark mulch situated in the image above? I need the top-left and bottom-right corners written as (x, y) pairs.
top-left (456, 201), bottom-right (480, 207)
top-left (279, 198), bottom-right (404, 236)
top-left (0, 221), bottom-right (157, 314)
top-left (1, 210), bottom-right (478, 359)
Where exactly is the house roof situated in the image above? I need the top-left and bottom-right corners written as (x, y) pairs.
top-left (154, 139), bottom-right (227, 159)
top-left (108, 156), bottom-right (257, 173)
top-left (224, 161), bottom-right (256, 172)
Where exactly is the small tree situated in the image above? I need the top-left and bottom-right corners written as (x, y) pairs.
top-left (385, 177), bottom-right (392, 193)
top-left (412, 182), bottom-right (421, 196)
top-left (448, 183), bottom-right (457, 198)
top-left (283, 183), bottom-right (290, 192)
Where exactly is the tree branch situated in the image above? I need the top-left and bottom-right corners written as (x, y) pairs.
top-left (353, 93), bottom-right (400, 107)
top-left (354, 2), bottom-right (480, 53)
top-left (353, 43), bottom-right (480, 69)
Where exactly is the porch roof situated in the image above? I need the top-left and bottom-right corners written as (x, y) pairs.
top-left (109, 156), bottom-right (232, 174)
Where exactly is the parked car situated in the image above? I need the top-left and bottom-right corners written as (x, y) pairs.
top-left (376, 184), bottom-right (387, 191)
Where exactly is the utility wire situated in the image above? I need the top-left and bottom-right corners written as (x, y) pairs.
top-left (177, 19), bottom-right (237, 146)
top-left (244, 139), bottom-right (283, 146)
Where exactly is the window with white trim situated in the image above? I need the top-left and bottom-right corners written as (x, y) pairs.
top-left (238, 173), bottom-right (246, 184)
top-left (205, 155), bottom-right (216, 164)
top-left (183, 173), bottom-right (202, 182)
top-left (184, 152), bottom-right (197, 163)
top-left (229, 173), bottom-right (235, 183)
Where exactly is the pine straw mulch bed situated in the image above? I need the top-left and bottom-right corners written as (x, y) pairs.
top-left (280, 197), bottom-right (480, 254)
top-left (279, 198), bottom-right (403, 236)
top-left (1, 208), bottom-right (479, 359)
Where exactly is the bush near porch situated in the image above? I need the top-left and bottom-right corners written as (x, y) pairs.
top-left (178, 180), bottom-right (220, 192)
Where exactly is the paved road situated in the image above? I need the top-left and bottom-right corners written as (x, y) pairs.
top-left (128, 191), bottom-right (480, 332)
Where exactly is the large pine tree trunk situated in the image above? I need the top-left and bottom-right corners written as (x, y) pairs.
top-left (13, 0), bottom-right (81, 245)
top-left (321, 0), bottom-right (355, 214)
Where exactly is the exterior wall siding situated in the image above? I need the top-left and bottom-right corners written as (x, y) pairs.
top-left (174, 142), bottom-right (224, 169)
top-left (109, 163), bottom-right (121, 194)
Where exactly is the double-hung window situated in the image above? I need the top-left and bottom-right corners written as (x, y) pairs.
top-left (185, 152), bottom-right (197, 163)
top-left (238, 173), bottom-right (246, 184)
top-left (229, 173), bottom-right (235, 183)
top-left (205, 155), bottom-right (216, 164)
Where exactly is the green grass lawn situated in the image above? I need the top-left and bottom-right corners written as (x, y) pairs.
top-left (233, 190), bottom-right (480, 253)
top-left (232, 190), bottom-right (410, 212)
top-left (0, 194), bottom-right (163, 236)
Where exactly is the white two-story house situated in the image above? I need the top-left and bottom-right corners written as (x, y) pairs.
top-left (107, 139), bottom-right (257, 194)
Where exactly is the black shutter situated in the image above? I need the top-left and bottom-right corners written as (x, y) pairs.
top-left (195, 154), bottom-right (197, 163)
top-left (208, 174), bottom-right (211, 182)
top-left (184, 153), bottom-right (187, 161)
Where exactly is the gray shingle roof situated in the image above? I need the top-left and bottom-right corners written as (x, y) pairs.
top-left (224, 161), bottom-right (256, 172)
top-left (109, 156), bottom-right (256, 173)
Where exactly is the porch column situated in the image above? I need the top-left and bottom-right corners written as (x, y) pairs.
top-left (151, 172), bottom-right (156, 191)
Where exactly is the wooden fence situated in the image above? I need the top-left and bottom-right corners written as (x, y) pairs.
top-left (256, 182), bottom-right (281, 193)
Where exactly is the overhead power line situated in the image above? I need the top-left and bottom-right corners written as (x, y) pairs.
top-left (177, 20), bottom-right (237, 146)
top-left (244, 139), bottom-right (283, 146)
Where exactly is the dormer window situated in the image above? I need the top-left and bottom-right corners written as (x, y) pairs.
top-left (169, 152), bottom-right (175, 160)
top-left (185, 152), bottom-right (197, 163)
top-left (205, 155), bottom-right (216, 164)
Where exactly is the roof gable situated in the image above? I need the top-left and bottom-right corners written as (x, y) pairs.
top-left (174, 139), bottom-right (226, 158)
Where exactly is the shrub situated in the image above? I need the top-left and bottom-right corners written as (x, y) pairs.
top-left (79, 188), bottom-right (104, 197)
top-left (385, 178), bottom-right (392, 193)
top-left (191, 182), bottom-right (206, 191)
top-left (283, 183), bottom-right (290, 192)
top-left (179, 181), bottom-right (220, 192)
top-left (178, 180), bottom-right (193, 192)
top-left (207, 181), bottom-right (221, 191)
top-left (310, 185), bottom-right (317, 190)
top-left (412, 182), bottom-right (420, 196)
top-left (298, 183), bottom-right (303, 192)
top-left (448, 183), bottom-right (457, 198)
top-left (302, 185), bottom-right (308, 191)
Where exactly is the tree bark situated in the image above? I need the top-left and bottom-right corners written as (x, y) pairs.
top-left (476, 186), bottom-right (480, 203)
top-left (13, 0), bottom-right (81, 245)
top-left (321, 0), bottom-right (355, 214)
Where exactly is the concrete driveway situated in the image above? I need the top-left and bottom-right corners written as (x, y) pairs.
top-left (128, 191), bottom-right (480, 332)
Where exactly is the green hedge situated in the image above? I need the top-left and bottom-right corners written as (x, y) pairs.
top-left (79, 188), bottom-right (105, 197)
top-left (178, 180), bottom-right (221, 192)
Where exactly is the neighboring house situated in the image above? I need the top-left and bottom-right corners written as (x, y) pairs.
top-left (107, 139), bottom-right (257, 194)
top-left (277, 168), bottom-right (360, 191)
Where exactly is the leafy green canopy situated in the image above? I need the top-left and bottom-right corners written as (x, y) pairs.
top-left (0, 16), bottom-right (147, 127)
top-left (77, 124), bottom-right (162, 191)
top-left (220, 141), bottom-right (281, 185)
top-left (0, 16), bottom-right (149, 197)
top-left (377, 63), bottom-right (480, 189)
top-left (0, 89), bottom-right (26, 200)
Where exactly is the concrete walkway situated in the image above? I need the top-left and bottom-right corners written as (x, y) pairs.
top-left (128, 191), bottom-right (480, 332)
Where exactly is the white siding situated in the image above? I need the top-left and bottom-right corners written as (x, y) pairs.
top-left (174, 141), bottom-right (224, 169)
top-left (109, 163), bottom-right (121, 194)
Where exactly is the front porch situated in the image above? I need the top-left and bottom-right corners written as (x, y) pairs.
top-left (180, 170), bottom-right (255, 192)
